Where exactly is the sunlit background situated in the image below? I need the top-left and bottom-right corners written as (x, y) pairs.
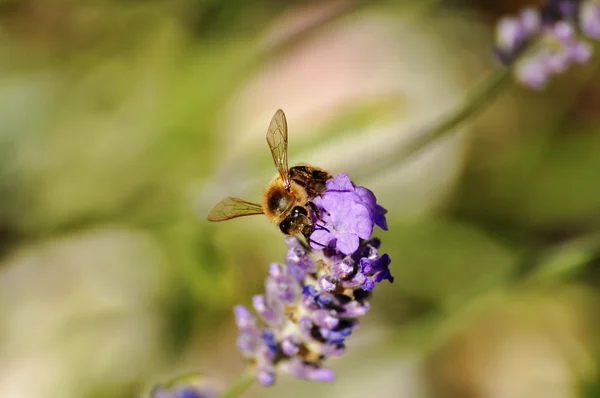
top-left (1, 0), bottom-right (599, 397)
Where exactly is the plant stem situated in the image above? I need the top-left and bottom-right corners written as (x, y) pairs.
top-left (356, 66), bottom-right (513, 179)
top-left (220, 368), bottom-right (255, 398)
top-left (404, 67), bottom-right (512, 158)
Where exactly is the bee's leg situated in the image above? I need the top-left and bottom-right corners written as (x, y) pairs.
top-left (300, 222), bottom-right (315, 247)
top-left (302, 219), bottom-right (331, 249)
top-left (303, 230), bottom-right (328, 249)
top-left (301, 224), bottom-right (314, 240)
top-left (307, 201), bottom-right (325, 222)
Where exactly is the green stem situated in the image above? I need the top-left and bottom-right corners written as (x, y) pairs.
top-left (357, 66), bottom-right (513, 179)
top-left (406, 67), bottom-right (512, 157)
top-left (220, 368), bottom-right (255, 398)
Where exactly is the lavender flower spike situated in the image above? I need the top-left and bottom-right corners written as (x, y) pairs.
top-left (494, 0), bottom-right (599, 89)
top-left (233, 173), bottom-right (393, 386)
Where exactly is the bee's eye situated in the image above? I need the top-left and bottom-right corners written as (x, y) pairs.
top-left (269, 191), bottom-right (290, 213)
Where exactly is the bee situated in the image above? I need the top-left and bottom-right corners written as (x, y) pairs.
top-left (207, 109), bottom-right (332, 238)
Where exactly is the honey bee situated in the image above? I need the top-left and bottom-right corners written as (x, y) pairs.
top-left (207, 109), bottom-right (332, 238)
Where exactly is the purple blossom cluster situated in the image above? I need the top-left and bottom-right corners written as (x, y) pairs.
top-left (233, 173), bottom-right (393, 386)
top-left (494, 0), bottom-right (600, 89)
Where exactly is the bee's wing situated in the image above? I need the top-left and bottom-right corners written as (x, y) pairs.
top-left (207, 197), bottom-right (264, 221)
top-left (266, 109), bottom-right (291, 189)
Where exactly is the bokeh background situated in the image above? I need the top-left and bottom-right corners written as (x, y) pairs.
top-left (1, 0), bottom-right (599, 397)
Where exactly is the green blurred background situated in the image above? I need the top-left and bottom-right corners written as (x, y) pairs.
top-left (0, 1), bottom-right (599, 397)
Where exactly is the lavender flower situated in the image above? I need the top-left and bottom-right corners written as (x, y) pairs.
top-left (494, 0), bottom-right (599, 89)
top-left (495, 7), bottom-right (541, 65)
top-left (233, 173), bottom-right (393, 386)
top-left (144, 375), bottom-right (222, 398)
top-left (581, 0), bottom-right (600, 38)
top-left (309, 173), bottom-right (387, 255)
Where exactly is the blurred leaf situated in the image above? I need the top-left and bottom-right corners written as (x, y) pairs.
top-left (158, 40), bottom-right (257, 178)
top-left (387, 217), bottom-right (518, 304)
top-left (454, 123), bottom-right (600, 235)
top-left (582, 376), bottom-right (600, 398)
top-left (528, 233), bottom-right (600, 282)
top-left (14, 18), bottom-right (186, 235)
top-left (521, 131), bottom-right (600, 227)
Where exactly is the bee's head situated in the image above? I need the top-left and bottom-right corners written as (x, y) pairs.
top-left (279, 206), bottom-right (310, 235)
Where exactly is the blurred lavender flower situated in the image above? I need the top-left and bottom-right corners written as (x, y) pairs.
top-left (495, 7), bottom-right (541, 65)
top-left (144, 375), bottom-right (222, 398)
top-left (149, 385), bottom-right (217, 398)
top-left (233, 173), bottom-right (393, 386)
top-left (494, 0), bottom-right (599, 89)
top-left (581, 0), bottom-right (600, 38)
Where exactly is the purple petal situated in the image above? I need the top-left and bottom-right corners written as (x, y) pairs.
top-left (267, 267), bottom-right (298, 304)
top-left (496, 17), bottom-right (525, 53)
top-left (286, 243), bottom-right (316, 274)
top-left (336, 233), bottom-right (360, 255)
top-left (516, 55), bottom-right (550, 89)
top-left (284, 359), bottom-right (336, 382)
top-left (332, 257), bottom-right (357, 280)
top-left (302, 284), bottom-right (334, 308)
top-left (237, 332), bottom-right (260, 357)
top-left (268, 262), bottom-right (286, 279)
top-left (355, 186), bottom-right (377, 210)
top-left (318, 274), bottom-right (338, 292)
top-left (309, 228), bottom-right (334, 250)
top-left (569, 40), bottom-right (593, 64)
top-left (553, 21), bottom-right (574, 42)
top-left (257, 365), bottom-right (276, 386)
top-left (355, 186), bottom-right (388, 230)
top-left (298, 316), bottom-right (316, 341)
top-left (281, 337), bottom-right (300, 356)
top-left (320, 326), bottom-right (352, 345)
top-left (325, 173), bottom-right (354, 191)
top-left (352, 212), bottom-right (374, 240)
top-left (519, 8), bottom-right (541, 35)
top-left (175, 389), bottom-right (203, 398)
top-left (312, 309), bottom-right (339, 329)
top-left (260, 331), bottom-right (278, 360)
top-left (375, 204), bottom-right (388, 230)
top-left (176, 386), bottom-right (219, 398)
top-left (360, 254), bottom-right (393, 290)
top-left (306, 367), bottom-right (335, 382)
top-left (233, 305), bottom-right (255, 329)
top-left (362, 278), bottom-right (375, 291)
top-left (339, 300), bottom-right (370, 317)
top-left (253, 293), bottom-right (283, 325)
top-left (319, 343), bottom-right (345, 357)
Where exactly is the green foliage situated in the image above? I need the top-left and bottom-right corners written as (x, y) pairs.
top-left (387, 217), bottom-right (518, 304)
